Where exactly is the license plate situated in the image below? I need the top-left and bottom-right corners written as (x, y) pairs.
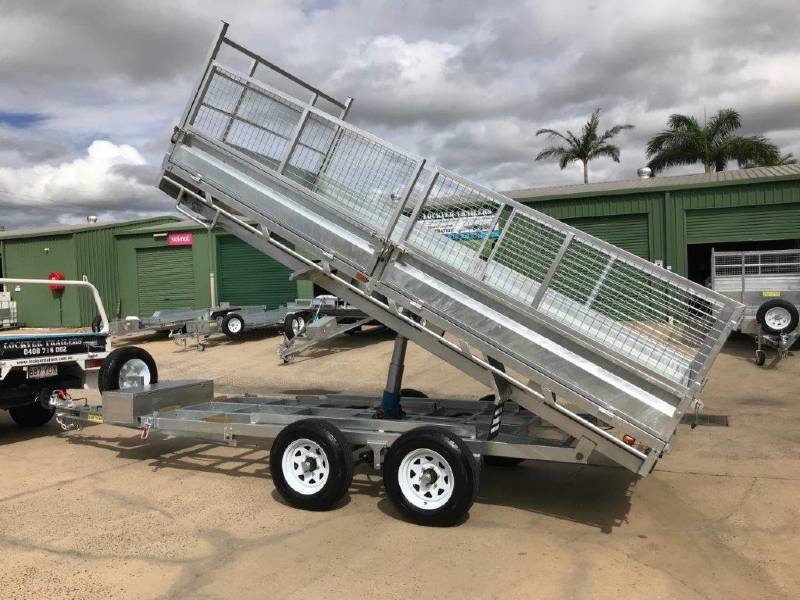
top-left (27, 365), bottom-right (58, 379)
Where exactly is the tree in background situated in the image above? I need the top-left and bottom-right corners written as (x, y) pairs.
top-left (740, 152), bottom-right (798, 168)
top-left (646, 109), bottom-right (781, 173)
top-left (535, 109), bottom-right (634, 184)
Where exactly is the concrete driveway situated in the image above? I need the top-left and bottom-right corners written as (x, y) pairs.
top-left (1, 328), bottom-right (798, 599)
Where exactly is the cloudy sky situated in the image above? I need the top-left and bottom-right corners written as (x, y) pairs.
top-left (0, 0), bottom-right (798, 228)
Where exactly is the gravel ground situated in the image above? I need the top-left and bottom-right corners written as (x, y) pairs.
top-left (1, 328), bottom-right (798, 599)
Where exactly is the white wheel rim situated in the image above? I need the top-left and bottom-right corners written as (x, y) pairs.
top-left (282, 438), bottom-right (329, 495)
top-left (764, 307), bottom-right (791, 331)
top-left (227, 317), bottom-right (243, 333)
top-left (398, 448), bottom-right (454, 510)
top-left (292, 316), bottom-right (305, 336)
top-left (118, 358), bottom-right (151, 389)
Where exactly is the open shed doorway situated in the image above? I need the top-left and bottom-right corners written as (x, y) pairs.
top-left (687, 239), bottom-right (800, 286)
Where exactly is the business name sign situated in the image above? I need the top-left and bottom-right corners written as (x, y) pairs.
top-left (420, 207), bottom-right (499, 241)
top-left (167, 232), bottom-right (193, 246)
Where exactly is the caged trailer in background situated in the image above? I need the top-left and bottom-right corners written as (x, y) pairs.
top-left (711, 249), bottom-right (800, 367)
top-left (53, 24), bottom-right (743, 526)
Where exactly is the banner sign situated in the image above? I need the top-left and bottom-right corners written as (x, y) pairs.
top-left (0, 335), bottom-right (106, 360)
top-left (167, 232), bottom-right (193, 246)
top-left (420, 207), bottom-right (499, 241)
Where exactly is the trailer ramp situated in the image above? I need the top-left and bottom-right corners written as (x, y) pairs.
top-left (158, 24), bottom-right (743, 475)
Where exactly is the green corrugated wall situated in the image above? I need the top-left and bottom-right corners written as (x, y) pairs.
top-left (521, 177), bottom-right (800, 277)
top-left (216, 235), bottom-right (296, 308)
top-left (1, 235), bottom-right (80, 327)
top-left (0, 217), bottom-right (177, 327)
top-left (136, 246), bottom-right (196, 314)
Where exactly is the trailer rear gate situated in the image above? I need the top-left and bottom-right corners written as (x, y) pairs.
top-left (136, 246), bottom-right (195, 315)
top-left (216, 235), bottom-right (296, 307)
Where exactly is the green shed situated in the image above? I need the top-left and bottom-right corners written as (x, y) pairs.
top-left (114, 221), bottom-right (313, 318)
top-left (506, 164), bottom-right (800, 284)
top-left (0, 216), bottom-right (178, 327)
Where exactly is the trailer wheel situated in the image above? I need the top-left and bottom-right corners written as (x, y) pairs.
top-left (754, 349), bottom-right (767, 366)
top-left (270, 419), bottom-right (354, 511)
top-left (383, 426), bottom-right (478, 526)
top-left (221, 313), bottom-right (245, 338)
top-left (283, 312), bottom-right (307, 341)
top-left (9, 389), bottom-right (55, 427)
top-left (756, 299), bottom-right (799, 335)
top-left (98, 347), bottom-right (158, 392)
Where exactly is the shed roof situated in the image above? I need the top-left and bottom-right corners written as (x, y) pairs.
top-left (504, 163), bottom-right (800, 201)
top-left (116, 220), bottom-right (206, 235)
top-left (0, 215), bottom-right (179, 241)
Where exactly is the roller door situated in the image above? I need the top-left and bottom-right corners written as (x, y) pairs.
top-left (563, 214), bottom-right (650, 259)
top-left (136, 247), bottom-right (195, 315)
top-left (217, 235), bottom-right (295, 307)
top-left (686, 204), bottom-right (800, 244)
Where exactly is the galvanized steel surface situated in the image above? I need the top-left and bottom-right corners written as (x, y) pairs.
top-left (183, 45), bottom-right (740, 393)
top-left (158, 26), bottom-right (744, 465)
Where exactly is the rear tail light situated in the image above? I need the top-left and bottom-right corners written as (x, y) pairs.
top-left (86, 358), bottom-right (104, 369)
top-left (622, 434), bottom-right (636, 446)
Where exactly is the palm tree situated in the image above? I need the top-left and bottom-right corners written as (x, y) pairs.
top-left (740, 152), bottom-right (798, 169)
top-left (646, 109), bottom-right (780, 173)
top-left (535, 109), bottom-right (634, 184)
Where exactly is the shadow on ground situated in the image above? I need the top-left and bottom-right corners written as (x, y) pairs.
top-left (62, 430), bottom-right (633, 532)
top-left (0, 412), bottom-right (61, 446)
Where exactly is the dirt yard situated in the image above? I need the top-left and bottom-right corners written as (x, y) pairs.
top-left (1, 328), bottom-right (798, 599)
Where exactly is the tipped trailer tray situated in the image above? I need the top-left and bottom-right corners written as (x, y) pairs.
top-left (57, 24), bottom-right (744, 525)
top-left (711, 249), bottom-right (800, 367)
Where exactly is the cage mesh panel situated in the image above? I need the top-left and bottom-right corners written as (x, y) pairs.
top-left (289, 123), bottom-right (419, 232)
top-left (187, 62), bottom-right (735, 388)
top-left (714, 251), bottom-right (800, 277)
top-left (407, 174), bottom-right (505, 275)
top-left (192, 68), bottom-right (304, 169)
top-left (542, 239), bottom-right (720, 383)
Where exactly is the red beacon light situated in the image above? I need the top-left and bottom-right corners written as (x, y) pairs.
top-left (48, 271), bottom-right (66, 292)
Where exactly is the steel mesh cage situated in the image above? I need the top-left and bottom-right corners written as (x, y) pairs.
top-left (714, 249), bottom-right (800, 277)
top-left (184, 49), bottom-right (738, 390)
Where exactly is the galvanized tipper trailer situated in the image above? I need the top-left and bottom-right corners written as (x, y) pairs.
top-left (54, 24), bottom-right (744, 525)
top-left (711, 249), bottom-right (800, 367)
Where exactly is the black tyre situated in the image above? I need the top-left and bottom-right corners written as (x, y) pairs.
top-left (400, 388), bottom-right (428, 399)
top-left (383, 426), bottom-right (478, 527)
top-left (270, 419), bottom-right (354, 511)
top-left (478, 394), bottom-right (525, 467)
top-left (98, 346), bottom-right (158, 392)
top-left (283, 312), bottom-right (308, 341)
top-left (8, 388), bottom-right (55, 427)
top-left (756, 299), bottom-right (799, 335)
top-left (221, 313), bottom-right (245, 338)
top-left (755, 349), bottom-right (767, 367)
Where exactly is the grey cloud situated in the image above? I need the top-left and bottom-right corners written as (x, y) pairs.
top-left (0, 0), bottom-right (798, 227)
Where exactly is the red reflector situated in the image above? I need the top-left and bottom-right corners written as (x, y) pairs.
top-left (86, 358), bottom-right (104, 369)
top-left (354, 272), bottom-right (369, 283)
top-left (623, 434), bottom-right (636, 446)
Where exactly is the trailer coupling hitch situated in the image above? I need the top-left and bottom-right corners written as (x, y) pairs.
top-left (689, 399), bottom-right (704, 430)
